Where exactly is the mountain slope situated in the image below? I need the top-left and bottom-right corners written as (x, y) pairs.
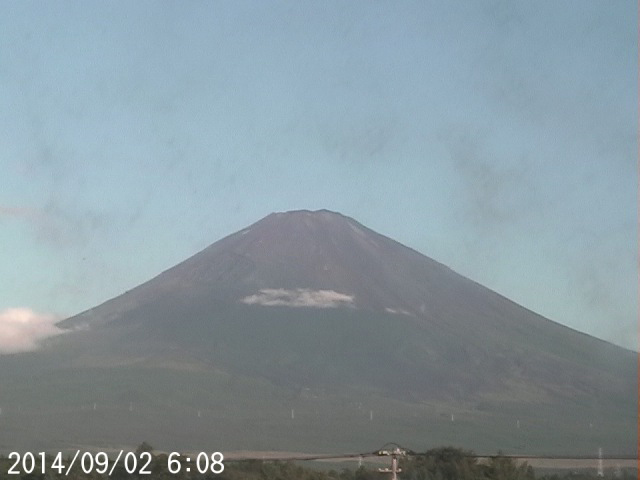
top-left (57, 210), bottom-right (634, 398)
top-left (0, 209), bottom-right (635, 454)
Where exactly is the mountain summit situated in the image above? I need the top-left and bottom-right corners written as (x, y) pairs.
top-left (3, 210), bottom-right (635, 454)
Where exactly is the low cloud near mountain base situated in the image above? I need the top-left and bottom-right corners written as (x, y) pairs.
top-left (0, 307), bottom-right (63, 353)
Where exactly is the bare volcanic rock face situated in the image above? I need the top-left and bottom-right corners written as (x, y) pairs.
top-left (58, 209), bottom-right (533, 327)
top-left (62, 209), bottom-right (464, 326)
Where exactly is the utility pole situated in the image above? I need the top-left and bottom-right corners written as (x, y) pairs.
top-left (597, 447), bottom-right (604, 477)
top-left (377, 447), bottom-right (406, 480)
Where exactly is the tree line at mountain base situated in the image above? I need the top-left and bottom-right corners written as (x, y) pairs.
top-left (0, 445), bottom-right (635, 480)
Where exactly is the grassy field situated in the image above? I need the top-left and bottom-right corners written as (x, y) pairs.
top-left (0, 304), bottom-right (635, 457)
top-left (0, 362), bottom-right (634, 456)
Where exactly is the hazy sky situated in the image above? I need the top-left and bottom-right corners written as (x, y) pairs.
top-left (1, 1), bottom-right (636, 350)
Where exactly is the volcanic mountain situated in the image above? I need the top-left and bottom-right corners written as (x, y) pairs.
top-left (0, 210), bottom-right (636, 455)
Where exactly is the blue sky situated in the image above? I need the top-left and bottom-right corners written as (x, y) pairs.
top-left (0, 1), bottom-right (637, 350)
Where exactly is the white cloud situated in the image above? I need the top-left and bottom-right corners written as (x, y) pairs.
top-left (241, 289), bottom-right (355, 308)
top-left (0, 308), bottom-right (64, 354)
top-left (384, 307), bottom-right (413, 316)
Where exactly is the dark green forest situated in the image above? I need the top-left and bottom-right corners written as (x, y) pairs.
top-left (0, 445), bottom-right (634, 480)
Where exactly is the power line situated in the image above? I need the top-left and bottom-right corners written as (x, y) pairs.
top-left (227, 446), bottom-right (637, 463)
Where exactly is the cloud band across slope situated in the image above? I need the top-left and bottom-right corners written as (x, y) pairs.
top-left (241, 289), bottom-right (354, 308)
